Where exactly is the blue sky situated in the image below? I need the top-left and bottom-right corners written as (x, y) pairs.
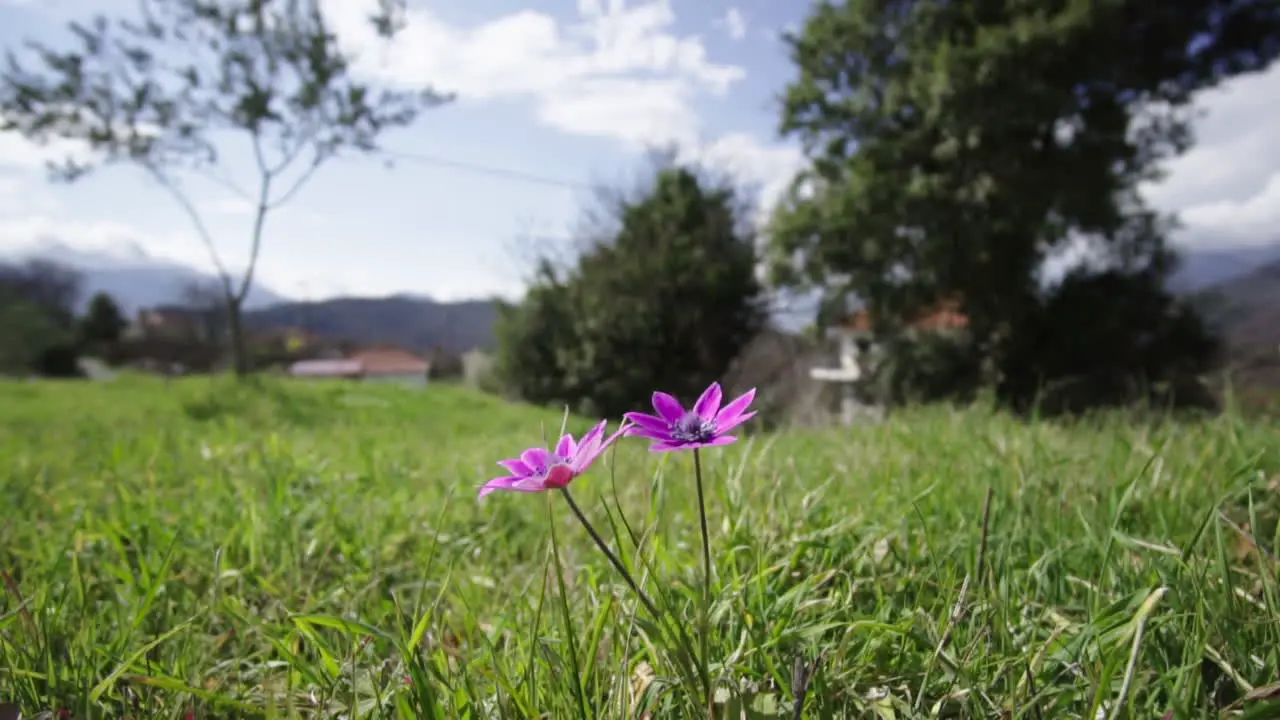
top-left (1, 0), bottom-right (1278, 303)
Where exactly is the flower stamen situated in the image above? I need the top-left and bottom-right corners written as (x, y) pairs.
top-left (669, 412), bottom-right (715, 443)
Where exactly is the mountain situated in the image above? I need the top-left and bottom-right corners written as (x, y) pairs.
top-left (1169, 242), bottom-right (1280, 293)
top-left (7, 236), bottom-right (1274, 359)
top-left (1, 239), bottom-right (289, 313)
top-left (244, 295), bottom-right (501, 354)
top-left (1197, 259), bottom-right (1280, 355)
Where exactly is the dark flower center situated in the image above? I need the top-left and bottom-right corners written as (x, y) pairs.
top-left (669, 412), bottom-right (715, 443)
top-left (531, 454), bottom-right (566, 477)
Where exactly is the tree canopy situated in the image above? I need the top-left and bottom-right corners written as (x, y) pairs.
top-left (496, 158), bottom-right (767, 418)
top-left (0, 259), bottom-right (82, 375)
top-left (767, 0), bottom-right (1277, 408)
top-left (79, 292), bottom-right (127, 349)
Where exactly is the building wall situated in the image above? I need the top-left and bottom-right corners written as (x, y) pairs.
top-left (461, 349), bottom-right (495, 388)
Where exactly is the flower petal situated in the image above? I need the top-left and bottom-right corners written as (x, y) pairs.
top-left (555, 433), bottom-right (576, 458)
top-left (578, 419), bottom-right (607, 447)
top-left (714, 410), bottom-right (756, 435)
top-left (650, 435), bottom-right (737, 452)
top-left (497, 458), bottom-right (532, 477)
top-left (714, 389), bottom-right (756, 426)
top-left (570, 420), bottom-right (620, 472)
top-left (624, 425), bottom-right (671, 441)
top-left (623, 412), bottom-right (670, 433)
top-left (510, 475), bottom-right (552, 492)
top-left (543, 463), bottom-right (576, 489)
top-left (520, 447), bottom-right (551, 471)
top-left (693, 382), bottom-right (723, 420)
top-left (651, 392), bottom-right (686, 422)
top-left (478, 475), bottom-right (521, 498)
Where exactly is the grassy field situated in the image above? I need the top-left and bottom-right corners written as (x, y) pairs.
top-left (1, 376), bottom-right (1279, 719)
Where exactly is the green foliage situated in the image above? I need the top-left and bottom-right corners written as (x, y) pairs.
top-left (2, 379), bottom-right (1280, 716)
top-left (0, 260), bottom-right (82, 376)
top-left (0, 0), bottom-right (454, 375)
top-left (768, 0), bottom-right (1278, 407)
top-left (78, 291), bottom-right (126, 350)
top-left (496, 161), bottom-right (767, 416)
top-left (999, 269), bottom-right (1222, 415)
top-left (0, 259), bottom-right (80, 331)
top-left (871, 331), bottom-right (984, 407)
top-left (0, 293), bottom-right (69, 375)
top-left (493, 260), bottom-right (581, 405)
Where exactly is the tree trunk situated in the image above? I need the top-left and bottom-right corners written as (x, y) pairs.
top-left (227, 298), bottom-right (251, 377)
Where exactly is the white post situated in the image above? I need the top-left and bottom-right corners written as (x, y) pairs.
top-left (810, 330), bottom-right (865, 427)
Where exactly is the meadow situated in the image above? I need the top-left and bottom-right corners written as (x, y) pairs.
top-left (1, 376), bottom-right (1279, 719)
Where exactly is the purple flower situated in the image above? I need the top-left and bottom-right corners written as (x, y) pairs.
top-left (624, 382), bottom-right (756, 452)
top-left (479, 419), bottom-right (627, 498)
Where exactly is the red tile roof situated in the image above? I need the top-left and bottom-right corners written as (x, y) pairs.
top-left (839, 299), bottom-right (969, 333)
top-left (347, 348), bottom-right (429, 376)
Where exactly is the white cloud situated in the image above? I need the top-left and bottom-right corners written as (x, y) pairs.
top-left (1179, 173), bottom-right (1280, 246)
top-left (1142, 62), bottom-right (1280, 249)
top-left (323, 0), bottom-right (745, 148)
top-left (0, 213), bottom-right (200, 265)
top-left (696, 132), bottom-right (804, 222)
top-left (0, 132), bottom-right (94, 172)
top-left (716, 8), bottom-right (748, 40)
top-left (0, 176), bottom-right (24, 215)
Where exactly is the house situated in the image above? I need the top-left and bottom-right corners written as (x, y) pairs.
top-left (349, 348), bottom-right (431, 386)
top-left (287, 347), bottom-right (430, 386)
top-left (123, 307), bottom-right (206, 342)
top-left (811, 299), bottom-right (970, 425)
top-left (289, 359), bottom-right (363, 379)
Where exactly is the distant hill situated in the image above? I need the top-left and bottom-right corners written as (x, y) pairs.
top-left (1197, 258), bottom-right (1280, 358)
top-left (7, 236), bottom-right (1276, 358)
top-left (244, 295), bottom-right (501, 354)
top-left (1169, 242), bottom-right (1280, 293)
top-left (2, 239), bottom-right (289, 313)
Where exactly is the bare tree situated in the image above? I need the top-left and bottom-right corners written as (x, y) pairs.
top-left (1, 0), bottom-right (453, 376)
top-left (181, 278), bottom-right (228, 347)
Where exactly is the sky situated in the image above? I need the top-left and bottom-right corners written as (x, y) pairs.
top-left (0, 0), bottom-right (1277, 304)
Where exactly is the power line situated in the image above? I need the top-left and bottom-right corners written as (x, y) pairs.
top-left (373, 146), bottom-right (879, 239)
top-left (379, 148), bottom-right (593, 191)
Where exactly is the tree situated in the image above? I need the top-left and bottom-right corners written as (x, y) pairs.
top-left (0, 294), bottom-right (68, 375)
top-left (998, 268), bottom-right (1221, 415)
top-left (182, 278), bottom-right (230, 347)
top-left (1, 0), bottom-right (454, 376)
top-left (0, 259), bottom-right (81, 331)
top-left (767, 0), bottom-right (1279, 404)
top-left (0, 259), bottom-right (82, 375)
top-left (493, 260), bottom-right (586, 405)
top-left (79, 291), bottom-right (127, 349)
top-left (496, 158), bottom-right (767, 418)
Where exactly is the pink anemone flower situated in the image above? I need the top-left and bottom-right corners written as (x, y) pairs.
top-left (479, 419), bottom-right (627, 498)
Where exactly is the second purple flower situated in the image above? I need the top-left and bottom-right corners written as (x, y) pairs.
top-left (624, 382), bottom-right (756, 452)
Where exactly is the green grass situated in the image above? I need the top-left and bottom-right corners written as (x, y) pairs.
top-left (2, 376), bottom-right (1279, 718)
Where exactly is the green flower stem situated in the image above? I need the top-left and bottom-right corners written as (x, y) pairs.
top-left (693, 448), bottom-right (713, 706)
top-left (558, 488), bottom-right (662, 621)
